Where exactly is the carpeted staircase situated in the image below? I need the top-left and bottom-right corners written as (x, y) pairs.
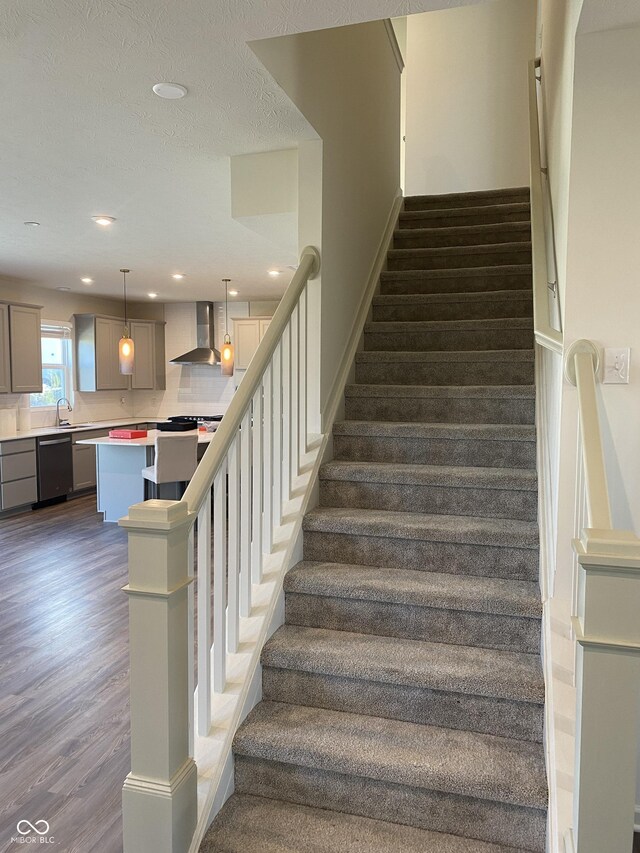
top-left (201, 186), bottom-right (547, 852)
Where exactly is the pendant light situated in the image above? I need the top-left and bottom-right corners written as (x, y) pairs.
top-left (220, 278), bottom-right (234, 376)
top-left (118, 268), bottom-right (135, 375)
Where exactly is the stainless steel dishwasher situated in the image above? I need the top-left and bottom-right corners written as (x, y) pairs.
top-left (36, 434), bottom-right (74, 503)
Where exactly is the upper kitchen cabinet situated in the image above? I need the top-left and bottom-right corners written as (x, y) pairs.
top-left (131, 320), bottom-right (166, 391)
top-left (0, 304), bottom-right (10, 394)
top-left (75, 314), bottom-right (165, 392)
top-left (232, 317), bottom-right (272, 371)
top-left (3, 303), bottom-right (43, 394)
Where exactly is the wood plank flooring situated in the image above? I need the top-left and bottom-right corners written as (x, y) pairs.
top-left (0, 495), bottom-right (129, 853)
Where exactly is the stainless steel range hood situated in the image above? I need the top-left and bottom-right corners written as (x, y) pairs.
top-left (170, 302), bottom-right (221, 366)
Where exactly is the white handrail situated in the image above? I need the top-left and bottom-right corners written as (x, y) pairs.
top-left (573, 351), bottom-right (612, 530)
top-left (183, 245), bottom-right (320, 515)
top-left (528, 58), bottom-right (563, 355)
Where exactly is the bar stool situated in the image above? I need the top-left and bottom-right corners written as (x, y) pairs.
top-left (142, 431), bottom-right (198, 500)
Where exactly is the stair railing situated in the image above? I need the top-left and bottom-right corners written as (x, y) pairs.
top-left (119, 246), bottom-right (321, 853)
top-left (529, 57), bottom-right (563, 355)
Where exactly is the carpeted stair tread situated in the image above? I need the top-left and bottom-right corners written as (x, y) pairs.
top-left (346, 383), bottom-right (535, 399)
top-left (354, 349), bottom-right (536, 385)
top-left (333, 420), bottom-right (536, 441)
top-left (388, 241), bottom-right (532, 260)
top-left (404, 187), bottom-right (530, 210)
top-left (233, 702), bottom-right (547, 810)
top-left (399, 201), bottom-right (530, 226)
top-left (332, 421), bottom-right (537, 468)
top-left (365, 317), bottom-right (533, 333)
top-left (381, 264), bottom-right (532, 281)
top-left (373, 290), bottom-right (532, 307)
top-left (356, 349), bottom-right (533, 365)
top-left (320, 460), bottom-right (537, 491)
top-left (263, 625), bottom-right (544, 704)
top-left (393, 222), bottom-right (532, 248)
top-left (303, 507), bottom-right (538, 549)
top-left (284, 561), bottom-right (541, 619)
top-left (201, 793), bottom-right (517, 853)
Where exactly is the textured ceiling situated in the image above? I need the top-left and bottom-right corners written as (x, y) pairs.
top-left (0, 0), bottom-right (478, 302)
top-left (579, 0), bottom-right (640, 35)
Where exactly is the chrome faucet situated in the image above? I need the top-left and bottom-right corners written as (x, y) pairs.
top-left (56, 397), bottom-right (73, 428)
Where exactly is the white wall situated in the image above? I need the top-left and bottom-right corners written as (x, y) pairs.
top-left (404, 0), bottom-right (536, 196)
top-left (564, 24), bottom-right (640, 830)
top-left (251, 20), bottom-right (401, 428)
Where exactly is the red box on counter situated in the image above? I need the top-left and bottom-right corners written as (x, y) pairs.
top-left (108, 429), bottom-right (148, 439)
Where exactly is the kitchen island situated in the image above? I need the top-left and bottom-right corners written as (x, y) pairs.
top-left (77, 429), bottom-right (215, 522)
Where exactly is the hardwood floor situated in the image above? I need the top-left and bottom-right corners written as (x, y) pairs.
top-left (0, 495), bottom-right (129, 853)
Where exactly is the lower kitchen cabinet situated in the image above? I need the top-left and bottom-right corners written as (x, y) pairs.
top-left (72, 429), bottom-right (109, 491)
top-left (0, 439), bottom-right (37, 510)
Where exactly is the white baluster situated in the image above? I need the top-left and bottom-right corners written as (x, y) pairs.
top-left (196, 491), bottom-right (211, 736)
top-left (227, 436), bottom-right (240, 654)
top-left (282, 321), bottom-right (292, 503)
top-left (290, 306), bottom-right (299, 479)
top-left (299, 285), bottom-right (307, 457)
top-left (262, 365), bottom-right (273, 554)
top-left (273, 343), bottom-right (283, 526)
top-left (187, 526), bottom-right (195, 756)
top-left (213, 467), bottom-right (227, 693)
top-left (239, 411), bottom-right (251, 618)
top-left (251, 389), bottom-right (263, 584)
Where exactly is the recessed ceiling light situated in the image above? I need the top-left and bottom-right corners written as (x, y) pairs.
top-left (268, 270), bottom-right (281, 277)
top-left (56, 286), bottom-right (71, 292)
top-left (24, 221), bottom-right (40, 227)
top-left (148, 292), bottom-right (158, 299)
top-left (172, 273), bottom-right (185, 280)
top-left (92, 215), bottom-right (115, 226)
top-left (152, 82), bottom-right (188, 100)
top-left (229, 289), bottom-right (239, 296)
top-left (81, 277), bottom-right (93, 284)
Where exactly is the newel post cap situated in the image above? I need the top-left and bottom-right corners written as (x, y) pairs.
top-left (119, 499), bottom-right (193, 531)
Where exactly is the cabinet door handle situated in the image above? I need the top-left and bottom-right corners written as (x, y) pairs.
top-left (39, 437), bottom-right (72, 446)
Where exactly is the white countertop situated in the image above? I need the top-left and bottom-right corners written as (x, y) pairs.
top-left (78, 428), bottom-right (216, 447)
top-left (0, 418), bottom-right (147, 443)
top-left (0, 416), bottom-right (225, 443)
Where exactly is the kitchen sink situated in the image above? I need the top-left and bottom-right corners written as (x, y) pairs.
top-left (56, 424), bottom-right (93, 429)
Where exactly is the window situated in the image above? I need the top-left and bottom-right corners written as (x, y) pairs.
top-left (29, 322), bottom-right (73, 408)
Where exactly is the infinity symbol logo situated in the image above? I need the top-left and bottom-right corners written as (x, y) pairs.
top-left (16, 820), bottom-right (50, 836)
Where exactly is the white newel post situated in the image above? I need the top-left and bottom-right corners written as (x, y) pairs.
top-left (120, 499), bottom-right (197, 853)
top-left (572, 529), bottom-right (640, 853)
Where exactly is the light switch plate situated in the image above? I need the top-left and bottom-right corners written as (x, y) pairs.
top-left (603, 348), bottom-right (630, 384)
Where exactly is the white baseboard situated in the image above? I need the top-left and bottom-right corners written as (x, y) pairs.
top-left (635, 803), bottom-right (640, 832)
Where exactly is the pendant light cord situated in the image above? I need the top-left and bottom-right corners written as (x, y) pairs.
top-left (120, 268), bottom-right (130, 332)
top-left (222, 278), bottom-right (231, 342)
